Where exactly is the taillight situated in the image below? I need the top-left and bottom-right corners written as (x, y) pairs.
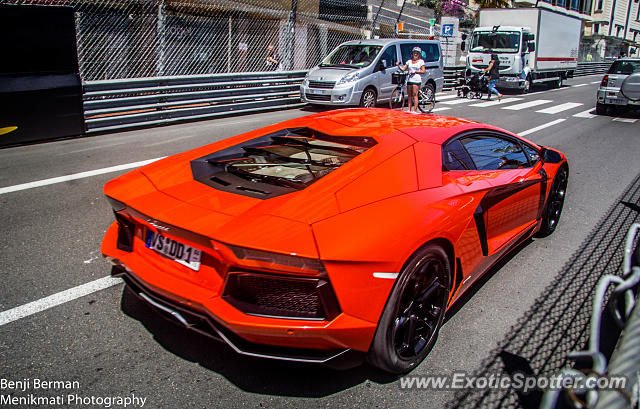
top-left (223, 244), bottom-right (326, 276)
top-left (601, 75), bottom-right (609, 87)
top-left (114, 212), bottom-right (135, 252)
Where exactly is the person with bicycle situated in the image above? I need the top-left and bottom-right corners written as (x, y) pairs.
top-left (397, 47), bottom-right (426, 112)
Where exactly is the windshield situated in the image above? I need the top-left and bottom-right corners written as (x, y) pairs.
top-left (470, 31), bottom-right (520, 53)
top-left (608, 60), bottom-right (640, 75)
top-left (320, 45), bottom-right (382, 68)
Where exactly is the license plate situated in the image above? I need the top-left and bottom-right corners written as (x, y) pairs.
top-left (145, 231), bottom-right (201, 271)
top-left (310, 89), bottom-right (326, 95)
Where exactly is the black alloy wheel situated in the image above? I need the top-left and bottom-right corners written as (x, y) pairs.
top-left (368, 244), bottom-right (451, 374)
top-left (360, 88), bottom-right (377, 108)
top-left (538, 166), bottom-right (568, 237)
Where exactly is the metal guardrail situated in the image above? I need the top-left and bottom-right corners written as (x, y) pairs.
top-left (540, 223), bottom-right (640, 409)
top-left (82, 71), bottom-right (307, 133)
top-left (82, 62), bottom-right (612, 133)
top-left (442, 62), bottom-right (612, 91)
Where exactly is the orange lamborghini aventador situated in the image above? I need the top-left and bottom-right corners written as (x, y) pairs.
top-left (101, 108), bottom-right (568, 374)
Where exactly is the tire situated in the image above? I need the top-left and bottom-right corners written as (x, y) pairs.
top-left (390, 87), bottom-right (403, 110)
top-left (360, 88), bottom-right (377, 108)
top-left (537, 166), bottom-right (568, 237)
top-left (368, 244), bottom-right (451, 374)
top-left (418, 83), bottom-right (435, 113)
top-left (595, 102), bottom-right (607, 115)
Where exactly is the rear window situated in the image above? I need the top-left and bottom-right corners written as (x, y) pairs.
top-left (608, 60), bottom-right (640, 75)
top-left (191, 128), bottom-right (376, 199)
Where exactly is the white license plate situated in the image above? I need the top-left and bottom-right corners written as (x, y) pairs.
top-left (310, 89), bottom-right (326, 95)
top-left (145, 231), bottom-right (201, 271)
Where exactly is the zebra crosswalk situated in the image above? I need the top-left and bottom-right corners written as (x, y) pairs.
top-left (433, 93), bottom-right (638, 124)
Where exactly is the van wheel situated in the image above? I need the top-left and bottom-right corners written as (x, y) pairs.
top-left (360, 88), bottom-right (377, 108)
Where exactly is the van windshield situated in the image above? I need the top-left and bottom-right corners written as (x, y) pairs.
top-left (320, 45), bottom-right (382, 68)
top-left (471, 31), bottom-right (521, 53)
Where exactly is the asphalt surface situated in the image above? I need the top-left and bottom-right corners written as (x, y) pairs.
top-left (1, 74), bottom-right (639, 409)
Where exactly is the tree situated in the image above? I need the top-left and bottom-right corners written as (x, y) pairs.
top-left (476, 0), bottom-right (511, 8)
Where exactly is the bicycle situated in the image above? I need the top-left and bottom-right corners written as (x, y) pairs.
top-left (389, 71), bottom-right (435, 113)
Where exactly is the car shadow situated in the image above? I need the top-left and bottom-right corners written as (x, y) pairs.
top-left (444, 237), bottom-right (534, 323)
top-left (119, 286), bottom-right (397, 397)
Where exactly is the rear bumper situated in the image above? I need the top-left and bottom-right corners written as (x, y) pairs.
top-left (113, 265), bottom-right (365, 369)
top-left (597, 88), bottom-right (640, 106)
top-left (101, 222), bottom-right (376, 367)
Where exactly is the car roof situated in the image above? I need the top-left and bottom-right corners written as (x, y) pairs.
top-left (341, 38), bottom-right (439, 46)
top-left (305, 108), bottom-right (504, 145)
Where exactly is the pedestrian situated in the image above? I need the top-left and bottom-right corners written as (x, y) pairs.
top-left (265, 44), bottom-right (281, 71)
top-left (484, 53), bottom-right (502, 101)
top-left (397, 47), bottom-right (426, 112)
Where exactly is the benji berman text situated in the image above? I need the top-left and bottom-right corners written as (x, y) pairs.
top-left (1, 378), bottom-right (80, 392)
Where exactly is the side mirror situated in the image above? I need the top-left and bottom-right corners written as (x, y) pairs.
top-left (528, 41), bottom-right (536, 52)
top-left (376, 60), bottom-right (386, 72)
top-left (539, 147), bottom-right (561, 163)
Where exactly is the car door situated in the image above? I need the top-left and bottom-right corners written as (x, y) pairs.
top-left (374, 44), bottom-right (399, 100)
top-left (458, 133), bottom-right (544, 255)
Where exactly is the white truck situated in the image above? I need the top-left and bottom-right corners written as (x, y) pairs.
top-left (466, 8), bottom-right (581, 93)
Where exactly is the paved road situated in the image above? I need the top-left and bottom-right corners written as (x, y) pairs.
top-left (0, 75), bottom-right (638, 409)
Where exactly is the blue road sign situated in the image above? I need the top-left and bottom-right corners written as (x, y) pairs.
top-left (442, 24), bottom-right (454, 37)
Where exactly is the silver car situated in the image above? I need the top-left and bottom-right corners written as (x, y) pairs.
top-left (596, 58), bottom-right (640, 114)
top-left (300, 39), bottom-right (444, 107)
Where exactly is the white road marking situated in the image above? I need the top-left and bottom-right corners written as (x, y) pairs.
top-left (469, 98), bottom-right (523, 108)
top-left (590, 81), bottom-right (601, 84)
top-left (373, 272), bottom-right (399, 279)
top-left (573, 108), bottom-right (596, 118)
top-left (440, 98), bottom-right (474, 105)
top-left (0, 276), bottom-right (122, 326)
top-left (571, 83), bottom-right (588, 87)
top-left (436, 94), bottom-right (459, 101)
top-left (432, 107), bottom-right (452, 112)
top-left (612, 117), bottom-right (638, 123)
top-left (0, 157), bottom-right (165, 195)
top-left (502, 100), bottom-right (552, 110)
top-left (518, 119), bottom-right (566, 137)
top-left (536, 102), bottom-right (583, 114)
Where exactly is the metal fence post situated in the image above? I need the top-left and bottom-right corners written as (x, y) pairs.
top-left (156, 0), bottom-right (165, 76)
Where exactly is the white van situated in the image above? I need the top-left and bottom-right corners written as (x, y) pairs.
top-left (300, 39), bottom-right (444, 107)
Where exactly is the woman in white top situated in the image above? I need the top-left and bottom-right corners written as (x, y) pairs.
top-left (397, 47), bottom-right (426, 112)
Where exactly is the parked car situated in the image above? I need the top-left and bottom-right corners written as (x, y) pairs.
top-left (596, 58), bottom-right (640, 114)
top-left (300, 39), bottom-right (444, 107)
top-left (102, 109), bottom-right (568, 374)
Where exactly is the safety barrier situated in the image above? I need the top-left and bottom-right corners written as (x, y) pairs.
top-left (82, 62), bottom-right (612, 133)
top-left (82, 71), bottom-right (307, 133)
top-left (540, 223), bottom-right (640, 409)
top-left (442, 62), bottom-right (611, 91)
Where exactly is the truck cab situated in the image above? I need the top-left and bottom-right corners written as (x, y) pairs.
top-left (466, 26), bottom-right (535, 92)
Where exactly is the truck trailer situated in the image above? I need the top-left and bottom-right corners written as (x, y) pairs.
top-left (466, 8), bottom-right (581, 93)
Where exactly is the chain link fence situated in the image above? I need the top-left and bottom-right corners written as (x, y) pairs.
top-left (2, 0), bottom-right (442, 81)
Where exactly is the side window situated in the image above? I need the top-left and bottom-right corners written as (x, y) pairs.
top-left (423, 44), bottom-right (440, 63)
top-left (400, 43), bottom-right (440, 63)
top-left (379, 45), bottom-right (398, 68)
top-left (460, 136), bottom-right (529, 170)
top-left (443, 139), bottom-right (475, 171)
